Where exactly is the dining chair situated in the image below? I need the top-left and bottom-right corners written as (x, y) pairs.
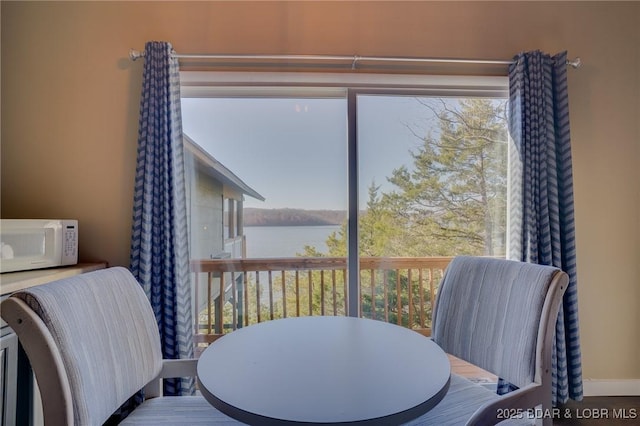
top-left (1, 267), bottom-right (242, 425)
top-left (405, 256), bottom-right (569, 426)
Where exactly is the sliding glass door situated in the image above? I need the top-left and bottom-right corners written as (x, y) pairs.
top-left (181, 75), bottom-right (508, 340)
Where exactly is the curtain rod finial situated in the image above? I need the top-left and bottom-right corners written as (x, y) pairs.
top-left (129, 49), bottom-right (145, 61)
top-left (567, 57), bottom-right (582, 69)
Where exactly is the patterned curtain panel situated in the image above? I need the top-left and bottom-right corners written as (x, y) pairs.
top-left (130, 41), bottom-right (194, 396)
top-left (504, 50), bottom-right (583, 405)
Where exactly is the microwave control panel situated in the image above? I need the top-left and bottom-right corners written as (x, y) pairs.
top-left (62, 220), bottom-right (78, 264)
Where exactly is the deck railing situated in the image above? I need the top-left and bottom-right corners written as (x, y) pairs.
top-left (191, 256), bottom-right (453, 347)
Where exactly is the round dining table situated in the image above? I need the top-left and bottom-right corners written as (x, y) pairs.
top-left (197, 316), bottom-right (450, 425)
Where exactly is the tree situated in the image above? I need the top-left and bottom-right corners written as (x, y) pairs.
top-left (383, 98), bottom-right (508, 256)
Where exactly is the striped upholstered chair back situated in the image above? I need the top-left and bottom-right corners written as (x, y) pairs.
top-left (432, 256), bottom-right (562, 390)
top-left (3, 267), bottom-right (164, 425)
top-left (2, 267), bottom-right (244, 425)
top-left (411, 256), bottom-right (569, 425)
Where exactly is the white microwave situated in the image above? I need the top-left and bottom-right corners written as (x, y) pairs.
top-left (0, 219), bottom-right (78, 273)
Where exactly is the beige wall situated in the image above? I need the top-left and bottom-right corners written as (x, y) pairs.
top-left (2, 1), bottom-right (639, 386)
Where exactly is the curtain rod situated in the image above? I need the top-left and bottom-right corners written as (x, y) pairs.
top-left (128, 49), bottom-right (582, 69)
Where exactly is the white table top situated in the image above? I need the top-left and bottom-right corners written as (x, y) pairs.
top-left (197, 316), bottom-right (450, 425)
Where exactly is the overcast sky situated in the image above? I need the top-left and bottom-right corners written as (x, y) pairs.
top-left (181, 95), bottom-right (441, 210)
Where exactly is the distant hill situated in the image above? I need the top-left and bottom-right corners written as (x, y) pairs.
top-left (243, 208), bottom-right (346, 226)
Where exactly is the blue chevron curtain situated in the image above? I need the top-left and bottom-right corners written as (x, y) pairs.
top-left (130, 41), bottom-right (194, 396)
top-left (503, 50), bottom-right (583, 405)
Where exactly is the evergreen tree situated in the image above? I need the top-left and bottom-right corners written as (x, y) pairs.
top-left (383, 98), bottom-right (508, 256)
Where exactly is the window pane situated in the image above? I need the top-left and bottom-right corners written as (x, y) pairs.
top-left (356, 95), bottom-right (508, 327)
top-left (182, 97), bottom-right (348, 256)
top-left (182, 97), bottom-right (348, 337)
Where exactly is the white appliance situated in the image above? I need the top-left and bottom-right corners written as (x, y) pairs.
top-left (0, 219), bottom-right (78, 273)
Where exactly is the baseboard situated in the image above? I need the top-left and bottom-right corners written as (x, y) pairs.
top-left (583, 379), bottom-right (640, 396)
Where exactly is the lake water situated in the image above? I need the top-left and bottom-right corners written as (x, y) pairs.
top-left (243, 225), bottom-right (341, 258)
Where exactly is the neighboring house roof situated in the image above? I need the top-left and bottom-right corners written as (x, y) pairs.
top-left (183, 134), bottom-right (265, 202)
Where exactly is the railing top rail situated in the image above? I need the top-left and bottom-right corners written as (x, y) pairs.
top-left (190, 256), bottom-right (454, 273)
top-left (361, 256), bottom-right (453, 269)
